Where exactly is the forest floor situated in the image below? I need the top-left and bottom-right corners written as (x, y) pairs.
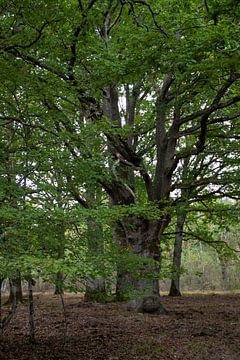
top-left (0, 293), bottom-right (240, 360)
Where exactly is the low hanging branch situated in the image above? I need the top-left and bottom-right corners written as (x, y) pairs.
top-left (164, 230), bottom-right (240, 254)
top-left (183, 231), bottom-right (240, 254)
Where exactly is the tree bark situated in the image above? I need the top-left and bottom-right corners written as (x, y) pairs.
top-left (54, 272), bottom-right (65, 295)
top-left (54, 222), bottom-right (65, 295)
top-left (169, 212), bottom-right (186, 297)
top-left (27, 278), bottom-right (35, 343)
top-left (219, 258), bottom-right (230, 291)
top-left (7, 273), bottom-right (23, 304)
top-left (115, 220), bottom-right (131, 301)
top-left (102, 78), bottom-right (174, 312)
top-left (0, 278), bottom-right (2, 331)
top-left (1, 279), bottom-right (17, 332)
top-left (116, 217), bottom-right (166, 313)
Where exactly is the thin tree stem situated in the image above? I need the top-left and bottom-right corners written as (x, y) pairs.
top-left (59, 292), bottom-right (67, 347)
top-left (28, 279), bottom-right (35, 343)
top-left (1, 279), bottom-right (17, 333)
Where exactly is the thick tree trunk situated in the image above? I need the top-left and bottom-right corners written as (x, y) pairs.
top-left (114, 221), bottom-right (130, 301)
top-left (116, 217), bottom-right (166, 313)
top-left (102, 81), bottom-right (172, 313)
top-left (7, 274), bottom-right (23, 304)
top-left (103, 84), bottom-right (138, 302)
top-left (169, 212), bottom-right (186, 297)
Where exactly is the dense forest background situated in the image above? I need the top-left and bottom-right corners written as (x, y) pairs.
top-left (1, 235), bottom-right (240, 294)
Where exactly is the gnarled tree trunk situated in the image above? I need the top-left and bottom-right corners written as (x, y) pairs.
top-left (116, 217), bottom-right (166, 313)
top-left (7, 273), bottom-right (23, 304)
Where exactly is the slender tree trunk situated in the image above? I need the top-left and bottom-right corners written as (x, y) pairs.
top-left (199, 242), bottom-right (205, 291)
top-left (1, 279), bottom-right (17, 333)
top-left (59, 292), bottom-right (67, 346)
top-left (219, 258), bottom-right (230, 291)
top-left (27, 279), bottom-right (35, 343)
top-left (219, 231), bottom-right (230, 291)
top-left (5, 122), bottom-right (23, 305)
top-left (169, 159), bottom-right (189, 297)
top-left (54, 272), bottom-right (64, 295)
top-left (0, 278), bottom-right (2, 331)
top-left (54, 223), bottom-right (65, 295)
top-left (169, 212), bottom-right (186, 297)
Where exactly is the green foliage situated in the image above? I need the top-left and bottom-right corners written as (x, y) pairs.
top-left (0, 0), bottom-right (239, 296)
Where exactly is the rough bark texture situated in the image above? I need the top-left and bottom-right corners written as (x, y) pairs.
top-left (7, 275), bottom-right (23, 304)
top-left (102, 77), bottom-right (174, 313)
top-left (116, 217), bottom-right (166, 313)
top-left (115, 221), bottom-right (131, 301)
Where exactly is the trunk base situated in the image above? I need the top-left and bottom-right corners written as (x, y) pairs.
top-left (127, 295), bottom-right (167, 314)
top-left (169, 282), bottom-right (182, 297)
top-left (54, 287), bottom-right (64, 295)
top-left (5, 281), bottom-right (24, 305)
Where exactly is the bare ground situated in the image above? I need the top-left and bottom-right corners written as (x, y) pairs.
top-left (0, 293), bottom-right (240, 360)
